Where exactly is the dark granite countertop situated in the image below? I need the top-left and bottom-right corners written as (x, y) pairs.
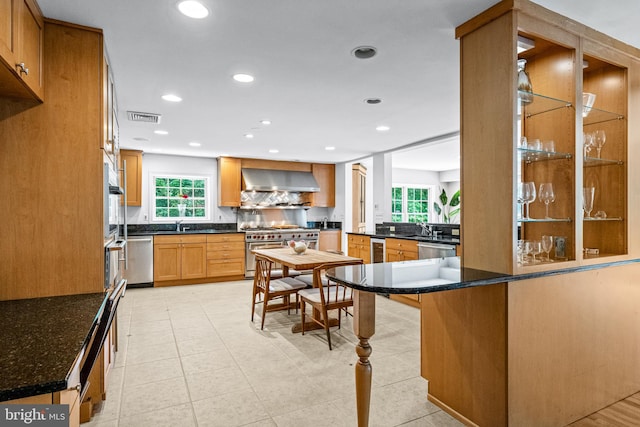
top-left (128, 229), bottom-right (243, 236)
top-left (347, 231), bottom-right (460, 245)
top-left (326, 257), bottom-right (640, 295)
top-left (0, 293), bottom-right (108, 401)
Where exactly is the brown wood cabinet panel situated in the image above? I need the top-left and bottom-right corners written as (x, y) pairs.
top-left (0, 0), bottom-right (43, 100)
top-left (319, 230), bottom-right (341, 252)
top-left (311, 163), bottom-right (335, 207)
top-left (154, 244), bottom-right (181, 281)
top-left (120, 149), bottom-right (142, 206)
top-left (207, 259), bottom-right (244, 277)
top-left (0, 21), bottom-right (104, 300)
top-left (207, 233), bottom-right (244, 243)
top-left (207, 248), bottom-right (244, 259)
top-left (218, 157), bottom-right (241, 206)
top-left (181, 242), bottom-right (207, 279)
top-left (347, 234), bottom-right (371, 264)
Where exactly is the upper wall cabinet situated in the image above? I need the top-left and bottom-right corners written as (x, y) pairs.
top-left (0, 0), bottom-right (44, 100)
top-left (457, 0), bottom-right (639, 275)
top-left (218, 157), bottom-right (241, 207)
top-left (120, 149), bottom-right (142, 206)
top-left (311, 163), bottom-right (335, 207)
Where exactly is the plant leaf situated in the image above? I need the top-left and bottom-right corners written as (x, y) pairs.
top-left (449, 190), bottom-right (461, 207)
top-left (439, 189), bottom-right (448, 206)
top-left (449, 207), bottom-right (460, 218)
top-left (433, 202), bottom-right (441, 215)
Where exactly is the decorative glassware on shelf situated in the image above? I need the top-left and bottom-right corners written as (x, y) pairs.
top-left (517, 59), bottom-right (533, 104)
top-left (582, 187), bottom-right (595, 218)
top-left (583, 132), bottom-right (595, 157)
top-left (541, 235), bottom-right (554, 262)
top-left (593, 130), bottom-right (606, 158)
top-left (538, 183), bottom-right (555, 219)
top-left (530, 240), bottom-right (542, 264)
top-left (582, 92), bottom-right (596, 117)
top-left (519, 181), bottom-right (536, 220)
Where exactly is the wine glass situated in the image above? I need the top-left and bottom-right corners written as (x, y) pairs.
top-left (541, 235), bottom-right (554, 262)
top-left (524, 182), bottom-right (536, 220)
top-left (530, 240), bottom-right (542, 264)
top-left (593, 130), bottom-right (606, 158)
top-left (517, 239), bottom-right (525, 265)
top-left (523, 240), bottom-right (533, 265)
top-left (583, 187), bottom-right (595, 218)
top-left (538, 183), bottom-right (555, 219)
top-left (583, 132), bottom-right (595, 158)
top-left (517, 183), bottom-right (527, 219)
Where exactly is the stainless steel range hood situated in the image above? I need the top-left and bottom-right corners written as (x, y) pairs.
top-left (242, 168), bottom-right (320, 192)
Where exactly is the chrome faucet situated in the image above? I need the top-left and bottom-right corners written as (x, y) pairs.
top-left (322, 216), bottom-right (328, 229)
top-left (419, 222), bottom-right (432, 236)
top-left (176, 220), bottom-right (183, 232)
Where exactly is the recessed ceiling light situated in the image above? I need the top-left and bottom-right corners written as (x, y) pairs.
top-left (133, 137), bottom-right (149, 142)
top-left (352, 46), bottom-right (377, 59)
top-left (244, 133), bottom-right (254, 139)
top-left (178, 1), bottom-right (209, 19)
top-left (269, 149), bottom-right (279, 153)
top-left (364, 98), bottom-right (382, 105)
top-left (233, 73), bottom-right (254, 83)
top-left (189, 142), bottom-right (201, 147)
top-left (325, 146), bottom-right (335, 151)
top-left (162, 94), bottom-right (182, 102)
top-left (154, 130), bottom-right (169, 135)
top-left (376, 125), bottom-right (390, 132)
top-left (260, 120), bottom-right (271, 125)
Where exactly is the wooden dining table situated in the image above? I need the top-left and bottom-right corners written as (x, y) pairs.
top-left (251, 247), bottom-right (363, 333)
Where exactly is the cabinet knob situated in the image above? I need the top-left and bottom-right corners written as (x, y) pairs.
top-left (16, 62), bottom-right (29, 76)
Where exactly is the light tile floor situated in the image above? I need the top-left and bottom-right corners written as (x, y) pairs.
top-left (85, 280), bottom-right (464, 427)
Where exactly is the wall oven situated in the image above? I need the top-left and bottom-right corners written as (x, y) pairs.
top-left (104, 162), bottom-right (126, 289)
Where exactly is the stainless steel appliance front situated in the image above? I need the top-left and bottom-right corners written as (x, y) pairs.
top-left (244, 228), bottom-right (319, 277)
top-left (417, 242), bottom-right (456, 259)
top-left (122, 236), bottom-right (154, 286)
top-left (371, 238), bottom-right (386, 263)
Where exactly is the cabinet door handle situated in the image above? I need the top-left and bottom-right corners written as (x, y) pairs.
top-left (16, 63), bottom-right (29, 76)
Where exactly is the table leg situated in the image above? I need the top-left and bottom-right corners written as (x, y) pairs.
top-left (353, 290), bottom-right (375, 427)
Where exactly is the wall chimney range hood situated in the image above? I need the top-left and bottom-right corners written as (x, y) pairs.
top-left (241, 168), bottom-right (320, 192)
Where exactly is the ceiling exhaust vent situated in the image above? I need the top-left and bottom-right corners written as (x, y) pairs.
top-left (127, 111), bottom-right (162, 123)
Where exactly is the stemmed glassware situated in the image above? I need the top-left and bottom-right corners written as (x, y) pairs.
top-left (583, 132), bottom-right (595, 158)
top-left (593, 130), bottom-right (606, 158)
top-left (530, 240), bottom-right (542, 264)
top-left (538, 183), bottom-right (555, 219)
top-left (522, 182), bottom-right (536, 220)
top-left (583, 187), bottom-right (595, 218)
top-left (541, 235), bottom-right (554, 262)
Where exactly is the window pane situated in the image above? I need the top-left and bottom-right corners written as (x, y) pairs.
top-left (181, 179), bottom-right (193, 188)
top-left (169, 179), bottom-right (181, 188)
top-left (155, 178), bottom-right (167, 187)
top-left (392, 213), bottom-right (402, 222)
top-left (194, 180), bottom-right (205, 189)
top-left (156, 208), bottom-right (168, 217)
top-left (169, 208), bottom-right (179, 217)
top-left (194, 199), bottom-right (205, 207)
top-left (194, 188), bottom-right (205, 198)
top-left (156, 198), bottom-right (168, 208)
top-left (195, 209), bottom-right (205, 217)
top-left (156, 187), bottom-right (167, 197)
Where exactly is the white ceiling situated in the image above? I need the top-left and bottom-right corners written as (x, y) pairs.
top-left (37, 0), bottom-right (640, 171)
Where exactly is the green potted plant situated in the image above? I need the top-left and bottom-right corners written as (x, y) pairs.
top-left (433, 188), bottom-right (460, 223)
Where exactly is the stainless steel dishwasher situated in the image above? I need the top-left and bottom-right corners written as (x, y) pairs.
top-left (123, 236), bottom-right (154, 286)
top-left (417, 242), bottom-right (456, 259)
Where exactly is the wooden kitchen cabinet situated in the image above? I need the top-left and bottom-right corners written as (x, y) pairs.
top-left (385, 238), bottom-right (418, 262)
top-left (0, 0), bottom-right (43, 100)
top-left (319, 230), bottom-right (341, 252)
top-left (154, 235), bottom-right (207, 284)
top-left (311, 163), bottom-right (335, 207)
top-left (218, 157), bottom-right (241, 207)
top-left (206, 233), bottom-right (245, 279)
top-left (347, 234), bottom-right (370, 264)
top-left (386, 238), bottom-right (420, 308)
top-left (458, 0), bottom-right (636, 275)
top-left (120, 149), bottom-right (142, 206)
top-left (0, 21), bottom-right (107, 300)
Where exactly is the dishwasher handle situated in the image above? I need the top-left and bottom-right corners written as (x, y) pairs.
top-left (128, 238), bottom-right (153, 243)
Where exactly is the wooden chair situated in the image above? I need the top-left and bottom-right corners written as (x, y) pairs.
top-left (298, 263), bottom-right (354, 350)
top-left (251, 254), bottom-right (307, 330)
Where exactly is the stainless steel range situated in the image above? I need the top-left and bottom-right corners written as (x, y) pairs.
top-left (244, 227), bottom-right (320, 277)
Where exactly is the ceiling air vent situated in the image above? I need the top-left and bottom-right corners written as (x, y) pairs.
top-left (127, 111), bottom-right (162, 124)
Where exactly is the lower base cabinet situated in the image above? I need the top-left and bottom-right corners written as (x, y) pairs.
top-left (154, 233), bottom-right (246, 286)
top-left (386, 238), bottom-right (420, 308)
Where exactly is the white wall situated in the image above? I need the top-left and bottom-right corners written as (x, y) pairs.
top-left (392, 168), bottom-right (441, 185)
top-left (125, 153), bottom-right (236, 225)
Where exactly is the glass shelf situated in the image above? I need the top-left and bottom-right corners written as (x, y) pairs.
top-left (583, 106), bottom-right (625, 126)
top-left (584, 217), bottom-right (623, 222)
top-left (519, 91), bottom-right (572, 118)
top-left (518, 147), bottom-right (572, 163)
top-left (584, 156), bottom-right (623, 167)
top-left (518, 217), bottom-right (572, 223)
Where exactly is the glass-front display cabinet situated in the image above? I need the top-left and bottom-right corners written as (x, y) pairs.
top-left (457, 0), bottom-right (635, 275)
